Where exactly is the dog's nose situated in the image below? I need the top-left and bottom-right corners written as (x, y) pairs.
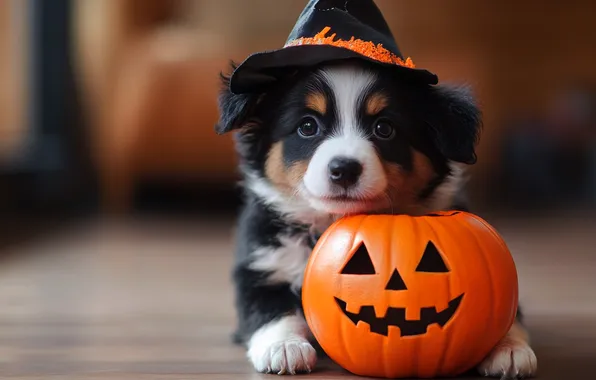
top-left (328, 157), bottom-right (363, 188)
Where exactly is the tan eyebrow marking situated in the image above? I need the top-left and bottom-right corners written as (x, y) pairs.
top-left (366, 92), bottom-right (389, 115)
top-left (305, 91), bottom-right (327, 115)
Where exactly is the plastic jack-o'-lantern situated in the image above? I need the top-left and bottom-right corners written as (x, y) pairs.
top-left (302, 211), bottom-right (518, 378)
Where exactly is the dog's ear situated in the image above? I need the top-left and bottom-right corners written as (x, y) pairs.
top-left (215, 62), bottom-right (261, 135)
top-left (425, 85), bottom-right (482, 165)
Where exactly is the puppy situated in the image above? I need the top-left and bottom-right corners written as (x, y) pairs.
top-left (215, 59), bottom-right (537, 378)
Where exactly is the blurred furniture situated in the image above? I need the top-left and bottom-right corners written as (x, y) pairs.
top-left (73, 0), bottom-right (309, 213)
top-left (1, 0), bottom-right (96, 215)
top-left (74, 1), bottom-right (228, 212)
top-left (0, 0), bottom-right (27, 159)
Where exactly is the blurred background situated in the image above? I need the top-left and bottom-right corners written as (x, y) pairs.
top-left (1, 0), bottom-right (596, 221)
top-left (0, 0), bottom-right (595, 377)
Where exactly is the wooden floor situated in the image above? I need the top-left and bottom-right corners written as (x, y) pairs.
top-left (0, 215), bottom-right (595, 379)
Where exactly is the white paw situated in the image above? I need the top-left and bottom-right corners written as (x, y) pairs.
top-left (248, 337), bottom-right (317, 375)
top-left (478, 340), bottom-right (537, 379)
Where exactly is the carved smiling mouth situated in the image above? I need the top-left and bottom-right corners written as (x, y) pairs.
top-left (334, 293), bottom-right (464, 337)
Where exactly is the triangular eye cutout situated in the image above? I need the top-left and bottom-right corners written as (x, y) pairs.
top-left (340, 242), bottom-right (376, 275)
top-left (416, 241), bottom-right (449, 273)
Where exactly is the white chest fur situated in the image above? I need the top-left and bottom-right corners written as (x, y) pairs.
top-left (249, 234), bottom-right (314, 292)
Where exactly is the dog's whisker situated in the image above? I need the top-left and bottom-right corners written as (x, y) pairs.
top-left (383, 191), bottom-right (395, 215)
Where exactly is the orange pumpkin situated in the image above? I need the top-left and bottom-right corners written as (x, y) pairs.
top-left (302, 211), bottom-right (518, 378)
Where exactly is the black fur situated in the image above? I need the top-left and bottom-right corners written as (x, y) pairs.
top-left (423, 85), bottom-right (482, 165)
top-left (215, 62), bottom-right (260, 135)
top-left (230, 193), bottom-right (308, 345)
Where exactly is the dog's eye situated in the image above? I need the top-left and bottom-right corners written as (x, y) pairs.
top-left (297, 118), bottom-right (319, 138)
top-left (373, 120), bottom-right (395, 140)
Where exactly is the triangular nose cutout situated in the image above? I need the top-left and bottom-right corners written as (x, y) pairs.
top-left (385, 269), bottom-right (407, 291)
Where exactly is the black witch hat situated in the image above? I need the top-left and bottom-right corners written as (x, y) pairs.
top-left (229, 0), bottom-right (438, 94)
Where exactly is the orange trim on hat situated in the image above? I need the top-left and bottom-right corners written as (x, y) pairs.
top-left (284, 26), bottom-right (416, 68)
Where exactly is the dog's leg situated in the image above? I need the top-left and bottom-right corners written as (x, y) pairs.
top-left (247, 313), bottom-right (316, 375)
top-left (234, 266), bottom-right (316, 375)
top-left (477, 309), bottom-right (537, 379)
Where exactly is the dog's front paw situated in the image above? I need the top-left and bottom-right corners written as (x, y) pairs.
top-left (248, 337), bottom-right (317, 375)
top-left (477, 339), bottom-right (537, 379)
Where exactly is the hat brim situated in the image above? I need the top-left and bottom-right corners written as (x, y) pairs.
top-left (229, 44), bottom-right (438, 94)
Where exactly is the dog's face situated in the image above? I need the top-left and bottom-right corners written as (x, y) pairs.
top-left (263, 64), bottom-right (440, 215)
top-left (217, 60), bottom-right (480, 218)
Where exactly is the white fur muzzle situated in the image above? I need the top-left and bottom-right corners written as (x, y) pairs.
top-left (301, 65), bottom-right (388, 214)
